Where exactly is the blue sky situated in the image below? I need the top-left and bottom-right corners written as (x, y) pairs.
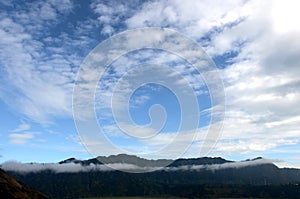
top-left (0, 0), bottom-right (300, 168)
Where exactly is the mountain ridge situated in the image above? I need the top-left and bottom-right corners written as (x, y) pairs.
top-left (58, 154), bottom-right (261, 168)
top-left (4, 155), bottom-right (300, 199)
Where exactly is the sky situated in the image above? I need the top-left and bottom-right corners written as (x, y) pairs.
top-left (0, 0), bottom-right (300, 168)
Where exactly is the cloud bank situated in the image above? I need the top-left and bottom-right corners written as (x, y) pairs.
top-left (1, 158), bottom-right (277, 174)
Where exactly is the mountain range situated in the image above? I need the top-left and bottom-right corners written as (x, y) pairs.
top-left (58, 154), bottom-right (232, 169)
top-left (2, 154), bottom-right (300, 199)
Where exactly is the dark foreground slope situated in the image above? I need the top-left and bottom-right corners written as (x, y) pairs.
top-left (10, 169), bottom-right (300, 199)
top-left (0, 168), bottom-right (50, 199)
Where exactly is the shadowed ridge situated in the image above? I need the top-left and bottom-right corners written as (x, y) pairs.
top-left (58, 154), bottom-right (272, 168)
top-left (0, 168), bottom-right (50, 199)
top-left (169, 157), bottom-right (231, 167)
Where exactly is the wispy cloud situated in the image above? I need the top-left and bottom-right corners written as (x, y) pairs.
top-left (168, 158), bottom-right (280, 171)
top-left (9, 122), bottom-right (30, 133)
top-left (9, 132), bottom-right (35, 145)
top-left (0, 1), bottom-right (79, 124)
top-left (1, 0), bottom-right (300, 164)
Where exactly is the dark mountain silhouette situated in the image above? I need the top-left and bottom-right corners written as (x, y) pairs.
top-left (59, 153), bottom-right (231, 167)
top-left (0, 168), bottom-right (50, 199)
top-left (4, 154), bottom-right (300, 199)
top-left (59, 153), bottom-right (172, 167)
top-left (169, 156), bottom-right (231, 166)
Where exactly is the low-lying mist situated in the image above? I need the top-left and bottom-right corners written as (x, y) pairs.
top-left (1, 158), bottom-right (276, 174)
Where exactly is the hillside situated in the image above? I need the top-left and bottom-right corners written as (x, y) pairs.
top-left (0, 168), bottom-right (50, 199)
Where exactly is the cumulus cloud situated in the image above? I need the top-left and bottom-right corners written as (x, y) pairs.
top-left (126, 0), bottom-right (246, 39)
top-left (91, 0), bottom-right (143, 36)
top-left (124, 0), bottom-right (300, 156)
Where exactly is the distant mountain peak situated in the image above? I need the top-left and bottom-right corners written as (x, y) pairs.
top-left (252, 157), bottom-right (263, 160)
top-left (243, 157), bottom-right (265, 162)
top-left (59, 157), bottom-right (80, 164)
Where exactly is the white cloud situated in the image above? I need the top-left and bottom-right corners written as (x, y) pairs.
top-left (1, 161), bottom-right (150, 173)
top-left (139, 41), bottom-right (300, 156)
top-left (1, 0), bottom-right (300, 163)
top-left (91, 0), bottom-right (139, 36)
top-left (9, 132), bottom-right (35, 145)
top-left (123, 0), bottom-right (300, 156)
top-left (0, 1), bottom-right (78, 124)
top-left (170, 158), bottom-right (279, 171)
top-left (126, 0), bottom-right (246, 38)
top-left (214, 139), bottom-right (298, 155)
top-left (10, 122), bottom-right (30, 133)
top-left (271, 0), bottom-right (300, 34)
